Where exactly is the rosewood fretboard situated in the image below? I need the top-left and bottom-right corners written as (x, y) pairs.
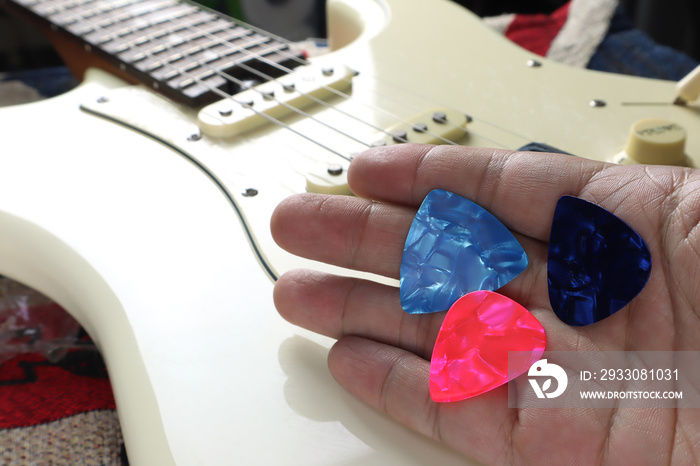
top-left (6, 0), bottom-right (304, 105)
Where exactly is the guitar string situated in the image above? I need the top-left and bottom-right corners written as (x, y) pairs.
top-left (41, 0), bottom-right (364, 157)
top-left (38, 0), bottom-right (527, 151)
top-left (358, 72), bottom-right (528, 148)
top-left (164, 1), bottom-right (532, 148)
top-left (188, 2), bottom-right (525, 147)
top-left (172, 1), bottom-right (531, 148)
top-left (43, 0), bottom-right (503, 149)
top-left (41, 0), bottom-right (534, 149)
top-left (147, 0), bottom-right (467, 146)
top-left (175, 7), bottom-right (468, 146)
top-left (50, 0), bottom-right (468, 148)
top-left (132, 0), bottom-right (465, 147)
top-left (49, 0), bottom-right (408, 153)
top-left (74, 1), bottom-right (366, 158)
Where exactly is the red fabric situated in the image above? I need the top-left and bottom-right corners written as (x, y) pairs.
top-left (504, 2), bottom-right (571, 56)
top-left (0, 351), bottom-right (115, 429)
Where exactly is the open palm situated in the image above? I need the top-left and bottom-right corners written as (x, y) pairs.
top-left (271, 144), bottom-right (700, 465)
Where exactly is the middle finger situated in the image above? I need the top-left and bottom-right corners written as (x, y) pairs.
top-left (271, 193), bottom-right (415, 279)
top-left (274, 269), bottom-right (445, 359)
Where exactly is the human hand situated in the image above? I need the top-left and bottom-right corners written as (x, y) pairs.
top-left (271, 144), bottom-right (700, 464)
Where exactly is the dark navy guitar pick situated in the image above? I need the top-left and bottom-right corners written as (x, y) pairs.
top-left (400, 189), bottom-right (528, 314)
top-left (547, 196), bottom-right (652, 326)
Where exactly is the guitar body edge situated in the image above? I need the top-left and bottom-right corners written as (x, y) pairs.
top-left (0, 210), bottom-right (175, 465)
top-left (2, 0), bottom-right (700, 463)
top-left (0, 71), bottom-right (276, 465)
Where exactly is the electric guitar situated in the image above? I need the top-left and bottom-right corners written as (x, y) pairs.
top-left (1, 0), bottom-right (698, 464)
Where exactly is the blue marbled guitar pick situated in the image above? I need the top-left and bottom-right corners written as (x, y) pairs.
top-left (400, 189), bottom-right (528, 314)
top-left (547, 196), bottom-right (652, 326)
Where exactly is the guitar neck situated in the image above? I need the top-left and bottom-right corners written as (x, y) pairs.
top-left (5, 0), bottom-right (305, 106)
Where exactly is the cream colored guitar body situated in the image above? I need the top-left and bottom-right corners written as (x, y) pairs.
top-left (0, 0), bottom-right (698, 464)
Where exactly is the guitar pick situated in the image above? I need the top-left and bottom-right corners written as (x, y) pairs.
top-left (400, 189), bottom-right (528, 314)
top-left (429, 290), bottom-right (546, 403)
top-left (547, 196), bottom-right (652, 326)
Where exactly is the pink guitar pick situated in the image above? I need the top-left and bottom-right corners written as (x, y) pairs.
top-left (429, 290), bottom-right (546, 402)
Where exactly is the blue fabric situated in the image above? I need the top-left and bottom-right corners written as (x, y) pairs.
top-left (0, 66), bottom-right (77, 98)
top-left (588, 7), bottom-right (698, 80)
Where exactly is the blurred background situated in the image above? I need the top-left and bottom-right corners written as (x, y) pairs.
top-left (456, 0), bottom-right (700, 62)
top-left (1, 0), bottom-right (698, 74)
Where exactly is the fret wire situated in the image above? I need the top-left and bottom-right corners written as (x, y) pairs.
top-left (89, 6), bottom-right (216, 53)
top-left (32, 0), bottom-right (453, 146)
top-left (175, 11), bottom-right (524, 147)
top-left (62, 0), bottom-right (178, 32)
top-left (169, 19), bottom-right (463, 146)
top-left (81, 0), bottom-right (139, 20)
top-left (160, 44), bottom-right (370, 148)
top-left (127, 10), bottom-right (224, 49)
top-left (110, 1), bottom-right (456, 145)
top-left (129, 16), bottom-right (372, 148)
top-left (189, 6), bottom-right (505, 146)
top-left (14, 0), bottom-right (536, 149)
top-left (36, 0), bottom-right (469, 147)
top-left (174, 8), bottom-right (527, 149)
top-left (51, 0), bottom-right (105, 23)
top-left (44, 0), bottom-right (352, 122)
top-left (29, 0), bottom-right (357, 157)
top-left (137, 6), bottom-right (471, 146)
top-left (95, 4), bottom-right (438, 145)
top-left (36, 0), bottom-right (358, 158)
top-left (111, 1), bottom-right (184, 28)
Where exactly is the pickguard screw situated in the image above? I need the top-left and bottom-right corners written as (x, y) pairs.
top-left (527, 59), bottom-right (542, 67)
top-left (242, 188), bottom-right (259, 197)
top-left (589, 99), bottom-right (607, 108)
top-left (188, 133), bottom-right (202, 141)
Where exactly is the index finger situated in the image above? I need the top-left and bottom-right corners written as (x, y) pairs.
top-left (348, 144), bottom-right (604, 241)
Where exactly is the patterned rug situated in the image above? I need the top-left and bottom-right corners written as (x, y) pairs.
top-left (0, 279), bottom-right (125, 465)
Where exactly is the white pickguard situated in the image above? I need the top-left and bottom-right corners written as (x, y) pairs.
top-left (0, 0), bottom-right (698, 464)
